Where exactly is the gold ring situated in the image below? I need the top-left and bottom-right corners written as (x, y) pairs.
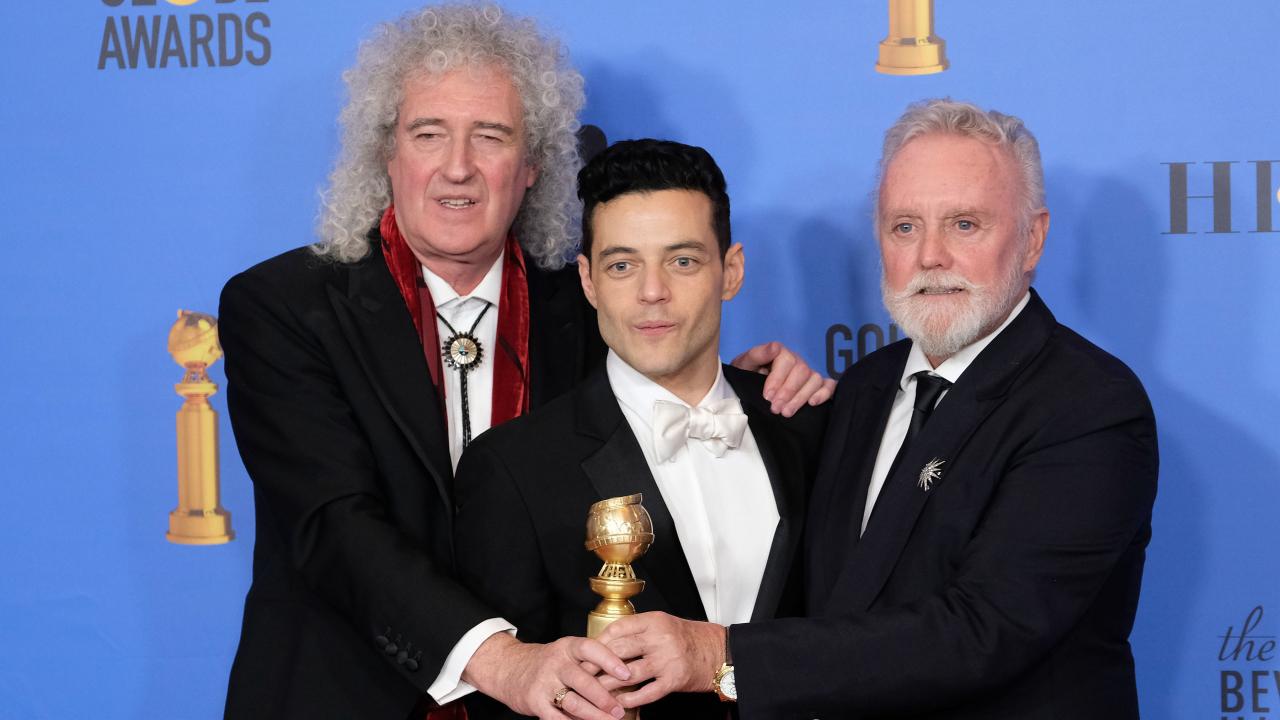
top-left (552, 686), bottom-right (571, 709)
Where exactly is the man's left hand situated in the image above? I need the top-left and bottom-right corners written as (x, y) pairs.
top-left (731, 341), bottom-right (835, 416)
top-left (594, 612), bottom-right (724, 709)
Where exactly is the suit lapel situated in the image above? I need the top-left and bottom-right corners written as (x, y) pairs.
top-left (575, 370), bottom-right (706, 621)
top-left (841, 378), bottom-right (901, 544)
top-left (740, 403), bottom-right (803, 622)
top-left (835, 380), bottom-right (994, 611)
top-left (527, 263), bottom-right (590, 409)
top-left (326, 253), bottom-right (453, 510)
top-left (806, 349), bottom-right (904, 611)
top-left (828, 291), bottom-right (1057, 612)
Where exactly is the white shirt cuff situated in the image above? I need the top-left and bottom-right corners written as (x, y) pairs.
top-left (426, 618), bottom-right (517, 704)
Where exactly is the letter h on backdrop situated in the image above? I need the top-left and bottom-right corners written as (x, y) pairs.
top-left (1164, 161), bottom-right (1280, 234)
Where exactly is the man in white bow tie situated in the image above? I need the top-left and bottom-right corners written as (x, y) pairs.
top-left (453, 138), bottom-right (827, 719)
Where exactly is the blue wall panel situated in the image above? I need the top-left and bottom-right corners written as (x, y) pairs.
top-left (1, 1), bottom-right (1276, 717)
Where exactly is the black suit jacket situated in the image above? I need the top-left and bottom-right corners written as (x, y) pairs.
top-left (218, 241), bottom-right (605, 720)
top-left (730, 291), bottom-right (1159, 720)
top-left (453, 364), bottom-right (826, 719)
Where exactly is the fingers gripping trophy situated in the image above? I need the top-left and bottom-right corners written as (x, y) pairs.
top-left (585, 494), bottom-right (653, 719)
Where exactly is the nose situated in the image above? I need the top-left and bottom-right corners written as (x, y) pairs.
top-left (637, 265), bottom-right (671, 305)
top-left (916, 224), bottom-right (952, 270)
top-left (441, 137), bottom-right (476, 183)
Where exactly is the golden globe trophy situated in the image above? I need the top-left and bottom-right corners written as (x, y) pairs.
top-left (585, 494), bottom-right (653, 720)
top-left (166, 310), bottom-right (234, 545)
top-left (875, 0), bottom-right (949, 76)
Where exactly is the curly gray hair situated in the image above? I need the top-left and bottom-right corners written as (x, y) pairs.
top-left (875, 98), bottom-right (1045, 233)
top-left (311, 3), bottom-right (586, 269)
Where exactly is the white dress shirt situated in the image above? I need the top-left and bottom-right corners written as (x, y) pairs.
top-left (861, 292), bottom-right (1031, 534)
top-left (421, 254), bottom-right (515, 704)
top-left (421, 254), bottom-right (503, 472)
top-left (608, 351), bottom-right (780, 625)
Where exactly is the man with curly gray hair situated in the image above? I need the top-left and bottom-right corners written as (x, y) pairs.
top-left (312, 4), bottom-right (584, 272)
top-left (218, 4), bottom-right (832, 720)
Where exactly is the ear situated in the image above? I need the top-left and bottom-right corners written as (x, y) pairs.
top-left (525, 161), bottom-right (539, 189)
top-left (576, 253), bottom-right (598, 308)
top-left (385, 150), bottom-right (400, 195)
top-left (1023, 209), bottom-right (1049, 273)
top-left (720, 243), bottom-right (745, 301)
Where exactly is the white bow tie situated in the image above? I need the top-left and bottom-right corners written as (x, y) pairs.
top-left (651, 398), bottom-right (749, 463)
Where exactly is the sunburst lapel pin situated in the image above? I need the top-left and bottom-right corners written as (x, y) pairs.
top-left (918, 458), bottom-right (945, 492)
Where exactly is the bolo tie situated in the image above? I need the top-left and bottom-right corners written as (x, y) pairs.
top-left (438, 300), bottom-right (492, 449)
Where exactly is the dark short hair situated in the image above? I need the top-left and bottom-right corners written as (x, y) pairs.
top-left (577, 139), bottom-right (731, 261)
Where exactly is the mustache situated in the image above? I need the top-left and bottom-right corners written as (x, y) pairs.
top-left (890, 270), bottom-right (981, 301)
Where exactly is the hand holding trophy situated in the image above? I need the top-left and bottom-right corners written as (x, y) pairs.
top-left (585, 494), bottom-right (653, 719)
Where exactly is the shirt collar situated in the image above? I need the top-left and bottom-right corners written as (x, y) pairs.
top-left (606, 350), bottom-right (732, 428)
top-left (420, 252), bottom-right (504, 310)
top-left (899, 291), bottom-right (1031, 391)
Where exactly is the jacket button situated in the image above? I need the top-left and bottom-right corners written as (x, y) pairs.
top-left (396, 650), bottom-right (408, 664)
top-left (384, 643), bottom-right (398, 655)
top-left (405, 658), bottom-right (419, 671)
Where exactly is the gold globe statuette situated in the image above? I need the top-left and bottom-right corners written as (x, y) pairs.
top-left (585, 494), bottom-right (653, 720)
top-left (875, 0), bottom-right (949, 76)
top-left (166, 310), bottom-right (234, 545)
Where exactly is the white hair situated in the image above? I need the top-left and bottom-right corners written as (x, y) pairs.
top-left (875, 98), bottom-right (1045, 233)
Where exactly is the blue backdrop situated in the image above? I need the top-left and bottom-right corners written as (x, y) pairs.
top-left (1, 1), bottom-right (1277, 717)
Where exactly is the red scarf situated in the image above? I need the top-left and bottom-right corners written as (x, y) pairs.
top-left (379, 206), bottom-right (531, 428)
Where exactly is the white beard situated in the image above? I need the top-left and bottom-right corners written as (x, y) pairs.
top-left (882, 254), bottom-right (1028, 361)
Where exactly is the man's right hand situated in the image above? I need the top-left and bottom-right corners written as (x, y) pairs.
top-left (462, 631), bottom-right (630, 720)
top-left (594, 612), bottom-right (725, 708)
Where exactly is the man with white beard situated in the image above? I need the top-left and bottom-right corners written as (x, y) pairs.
top-left (593, 99), bottom-right (1160, 719)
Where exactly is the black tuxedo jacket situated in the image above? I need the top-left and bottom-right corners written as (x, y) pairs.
top-left (731, 291), bottom-right (1158, 720)
top-left (218, 242), bottom-right (605, 719)
top-left (453, 365), bottom-right (826, 719)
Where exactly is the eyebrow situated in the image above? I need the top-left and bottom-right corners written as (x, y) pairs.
top-left (879, 208), bottom-right (921, 218)
top-left (474, 121), bottom-right (516, 135)
top-left (664, 240), bottom-right (710, 254)
top-left (597, 240), bottom-right (711, 259)
top-left (880, 207), bottom-right (989, 219)
top-left (405, 117), bottom-right (443, 131)
top-left (404, 118), bottom-right (516, 136)
top-left (598, 245), bottom-right (637, 259)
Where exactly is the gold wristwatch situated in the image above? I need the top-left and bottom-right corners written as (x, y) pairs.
top-left (713, 626), bottom-right (737, 702)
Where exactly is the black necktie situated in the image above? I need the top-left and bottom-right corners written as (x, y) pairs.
top-left (870, 371), bottom-right (953, 525)
top-left (904, 371), bottom-right (951, 448)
